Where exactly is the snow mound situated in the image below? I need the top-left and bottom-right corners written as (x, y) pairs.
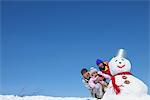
top-left (1, 95), bottom-right (150, 100)
top-left (102, 95), bottom-right (150, 100)
top-left (0, 95), bottom-right (97, 100)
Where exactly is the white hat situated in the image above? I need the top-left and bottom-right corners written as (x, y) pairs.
top-left (89, 67), bottom-right (97, 75)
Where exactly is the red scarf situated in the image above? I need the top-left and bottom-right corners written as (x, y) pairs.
top-left (111, 72), bottom-right (132, 94)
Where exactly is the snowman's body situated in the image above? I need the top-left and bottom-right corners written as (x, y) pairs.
top-left (102, 49), bottom-right (149, 99)
top-left (105, 74), bottom-right (148, 96)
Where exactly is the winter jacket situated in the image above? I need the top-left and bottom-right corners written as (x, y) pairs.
top-left (89, 71), bottom-right (110, 89)
top-left (82, 78), bottom-right (92, 91)
top-left (82, 78), bottom-right (103, 98)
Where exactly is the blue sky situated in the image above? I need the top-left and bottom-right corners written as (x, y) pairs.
top-left (1, 1), bottom-right (149, 97)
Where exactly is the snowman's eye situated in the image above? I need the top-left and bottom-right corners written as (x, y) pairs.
top-left (115, 60), bottom-right (118, 62)
top-left (122, 59), bottom-right (124, 61)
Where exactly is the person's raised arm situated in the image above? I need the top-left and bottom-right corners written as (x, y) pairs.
top-left (98, 71), bottom-right (111, 79)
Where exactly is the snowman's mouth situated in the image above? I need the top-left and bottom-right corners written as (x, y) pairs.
top-left (117, 65), bottom-right (125, 68)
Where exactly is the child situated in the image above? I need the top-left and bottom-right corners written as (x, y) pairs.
top-left (81, 68), bottom-right (103, 99)
top-left (89, 67), bottom-right (110, 98)
top-left (81, 68), bottom-right (95, 98)
top-left (81, 68), bottom-right (91, 90)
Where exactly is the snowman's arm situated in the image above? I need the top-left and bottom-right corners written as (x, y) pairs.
top-left (98, 71), bottom-right (111, 79)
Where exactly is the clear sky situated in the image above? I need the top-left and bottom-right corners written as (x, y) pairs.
top-left (1, 0), bottom-right (149, 97)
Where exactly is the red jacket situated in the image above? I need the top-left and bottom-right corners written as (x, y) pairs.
top-left (101, 62), bottom-right (111, 76)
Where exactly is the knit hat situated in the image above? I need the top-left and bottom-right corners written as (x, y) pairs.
top-left (96, 59), bottom-right (103, 65)
top-left (90, 67), bottom-right (97, 75)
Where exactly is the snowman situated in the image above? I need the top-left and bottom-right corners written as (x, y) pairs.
top-left (102, 49), bottom-right (149, 100)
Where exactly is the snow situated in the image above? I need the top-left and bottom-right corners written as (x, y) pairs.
top-left (0, 95), bottom-right (97, 100)
top-left (1, 95), bottom-right (150, 100)
top-left (102, 95), bottom-right (150, 100)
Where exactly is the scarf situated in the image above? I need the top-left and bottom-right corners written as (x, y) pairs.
top-left (111, 72), bottom-right (132, 94)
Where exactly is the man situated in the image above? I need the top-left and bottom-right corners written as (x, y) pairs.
top-left (81, 68), bottom-right (103, 99)
top-left (96, 59), bottom-right (111, 76)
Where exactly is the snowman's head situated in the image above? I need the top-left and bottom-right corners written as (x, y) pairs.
top-left (109, 49), bottom-right (131, 75)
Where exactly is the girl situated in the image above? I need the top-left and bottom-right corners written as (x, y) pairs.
top-left (89, 67), bottom-right (111, 98)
